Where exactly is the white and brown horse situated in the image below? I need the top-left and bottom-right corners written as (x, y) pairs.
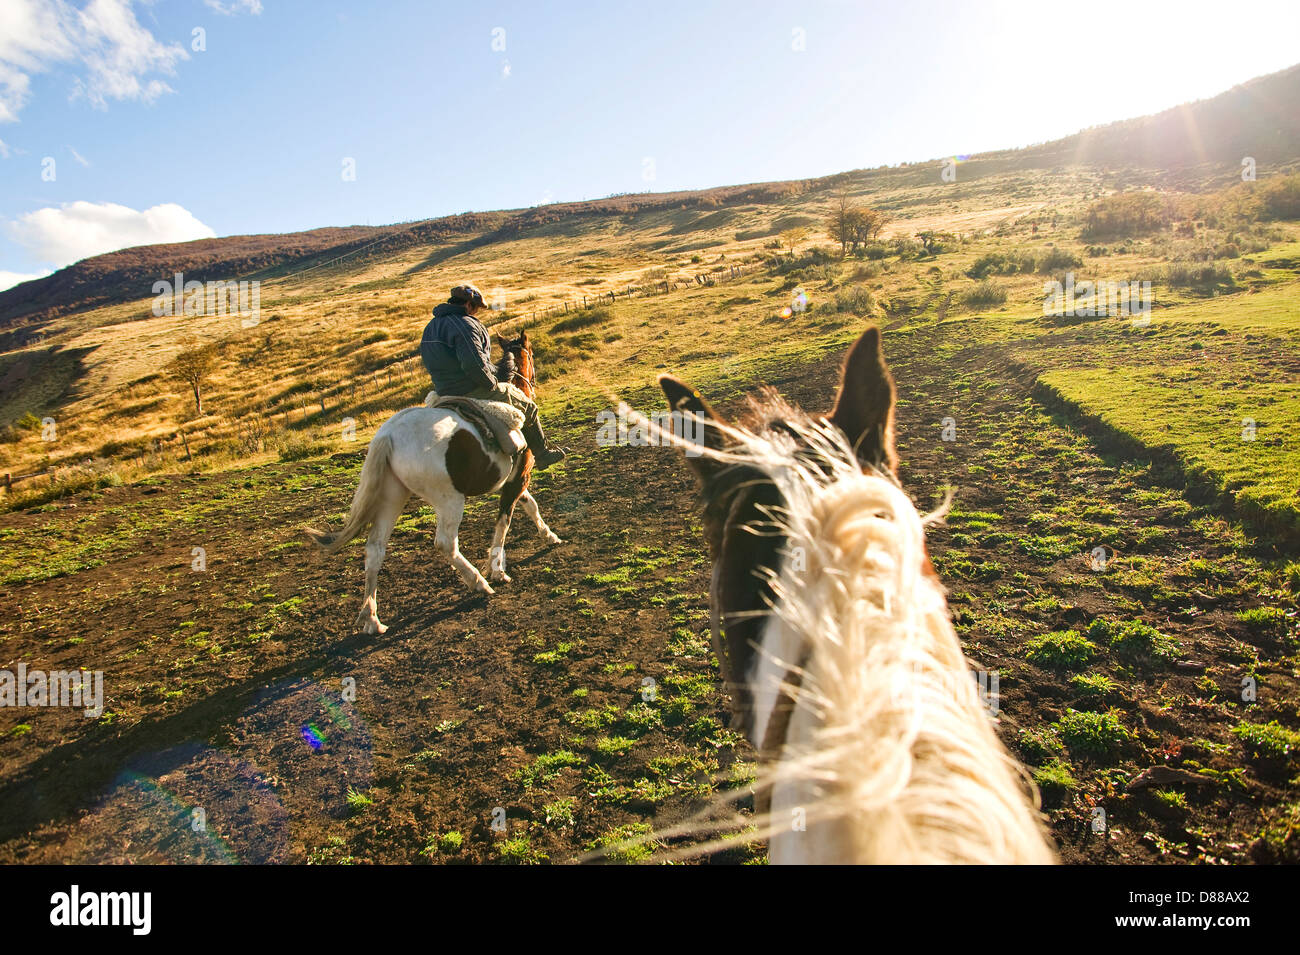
top-left (657, 327), bottom-right (1056, 864)
top-left (305, 332), bottom-right (561, 634)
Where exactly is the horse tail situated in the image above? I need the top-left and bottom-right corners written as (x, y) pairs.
top-left (304, 433), bottom-right (394, 554)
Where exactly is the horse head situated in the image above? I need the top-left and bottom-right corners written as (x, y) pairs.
top-left (497, 330), bottom-right (537, 397)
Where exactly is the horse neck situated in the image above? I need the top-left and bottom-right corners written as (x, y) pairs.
top-left (513, 354), bottom-right (536, 399)
top-left (758, 474), bottom-right (1053, 864)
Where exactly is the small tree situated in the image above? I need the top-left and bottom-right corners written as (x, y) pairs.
top-left (169, 343), bottom-right (219, 416)
top-left (827, 193), bottom-right (888, 255)
top-left (779, 226), bottom-right (809, 254)
top-left (845, 208), bottom-right (888, 251)
top-left (826, 190), bottom-right (855, 255)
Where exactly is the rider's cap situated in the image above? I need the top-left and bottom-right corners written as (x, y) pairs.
top-left (449, 283), bottom-right (488, 308)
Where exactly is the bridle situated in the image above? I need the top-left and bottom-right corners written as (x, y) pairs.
top-left (504, 340), bottom-right (537, 396)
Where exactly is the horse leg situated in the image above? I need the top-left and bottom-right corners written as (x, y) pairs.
top-left (357, 473), bottom-right (409, 635)
top-left (484, 496), bottom-right (518, 584)
top-left (434, 494), bottom-right (494, 594)
top-left (483, 465), bottom-right (527, 583)
top-left (518, 490), bottom-right (562, 545)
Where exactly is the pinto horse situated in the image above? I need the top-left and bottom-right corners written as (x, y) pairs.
top-left (305, 332), bottom-right (561, 634)
top-left (657, 326), bottom-right (1056, 864)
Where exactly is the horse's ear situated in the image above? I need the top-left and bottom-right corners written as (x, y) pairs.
top-left (519, 330), bottom-right (529, 347)
top-left (659, 375), bottom-right (729, 479)
top-left (827, 326), bottom-right (898, 474)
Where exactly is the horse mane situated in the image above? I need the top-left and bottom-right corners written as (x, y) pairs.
top-left (496, 350), bottom-right (517, 383)
top-left (608, 398), bottom-right (1056, 864)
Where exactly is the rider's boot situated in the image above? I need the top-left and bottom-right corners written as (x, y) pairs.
top-left (522, 420), bottom-right (568, 469)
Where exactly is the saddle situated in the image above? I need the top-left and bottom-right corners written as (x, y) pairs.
top-left (425, 392), bottom-right (527, 456)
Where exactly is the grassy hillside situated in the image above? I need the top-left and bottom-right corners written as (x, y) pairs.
top-left (1, 68), bottom-right (1299, 864)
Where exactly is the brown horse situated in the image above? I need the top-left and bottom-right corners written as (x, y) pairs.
top-left (656, 326), bottom-right (1055, 863)
top-left (306, 332), bottom-right (561, 634)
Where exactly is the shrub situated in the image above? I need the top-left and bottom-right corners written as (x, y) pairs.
top-left (1258, 173), bottom-right (1300, 220)
top-left (1037, 247), bottom-right (1082, 273)
top-left (277, 433), bottom-right (331, 462)
top-left (832, 286), bottom-right (875, 315)
top-left (1161, 262), bottom-right (1235, 293)
top-left (1082, 191), bottom-right (1171, 239)
top-left (961, 280), bottom-right (1008, 309)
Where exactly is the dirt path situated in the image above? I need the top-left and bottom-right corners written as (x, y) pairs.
top-left (1, 323), bottom-right (1293, 863)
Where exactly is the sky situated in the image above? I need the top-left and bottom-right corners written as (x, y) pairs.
top-left (2, 0), bottom-right (1299, 291)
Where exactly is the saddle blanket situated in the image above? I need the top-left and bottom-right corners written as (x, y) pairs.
top-left (424, 391), bottom-right (526, 455)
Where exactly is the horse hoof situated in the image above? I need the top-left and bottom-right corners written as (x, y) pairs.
top-left (491, 572), bottom-right (512, 584)
top-left (476, 582), bottom-right (495, 596)
top-left (361, 619), bottom-right (387, 635)
top-left (545, 534), bottom-right (563, 545)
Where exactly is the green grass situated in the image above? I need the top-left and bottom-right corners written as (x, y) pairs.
top-left (1039, 315), bottom-right (1300, 537)
top-left (345, 787), bottom-right (373, 813)
top-left (1023, 630), bottom-right (1098, 670)
top-left (1069, 673), bottom-right (1118, 697)
top-left (1054, 709), bottom-right (1133, 758)
top-left (1032, 759), bottom-right (1078, 796)
top-left (517, 749), bottom-right (586, 789)
top-left (1232, 720), bottom-right (1300, 762)
top-left (1236, 606), bottom-right (1289, 637)
top-left (497, 835), bottom-right (548, 865)
top-left (587, 823), bottom-right (654, 864)
top-left (1087, 618), bottom-right (1181, 664)
top-left (542, 798), bottom-right (577, 827)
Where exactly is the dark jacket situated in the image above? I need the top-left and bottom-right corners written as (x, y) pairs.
top-left (420, 303), bottom-right (496, 395)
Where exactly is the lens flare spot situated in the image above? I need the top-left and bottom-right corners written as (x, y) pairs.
top-left (301, 723), bottom-right (326, 750)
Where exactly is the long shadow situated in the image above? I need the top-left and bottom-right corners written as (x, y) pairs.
top-left (0, 592), bottom-right (485, 846)
top-left (403, 229), bottom-right (513, 276)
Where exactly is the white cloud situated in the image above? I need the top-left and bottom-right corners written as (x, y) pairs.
top-left (0, 268), bottom-right (53, 292)
top-left (0, 138), bottom-right (10, 159)
top-left (5, 200), bottom-right (216, 268)
top-left (204, 0), bottom-right (263, 14)
top-left (0, 0), bottom-right (187, 123)
top-left (68, 144), bottom-right (89, 165)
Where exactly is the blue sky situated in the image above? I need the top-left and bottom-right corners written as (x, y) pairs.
top-left (2, 0), bottom-right (1299, 290)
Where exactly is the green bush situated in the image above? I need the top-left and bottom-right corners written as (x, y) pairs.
top-left (961, 280), bottom-right (1008, 309)
top-left (966, 251), bottom-right (1036, 278)
top-left (1161, 261), bottom-right (1235, 292)
top-left (1082, 191), bottom-right (1171, 238)
top-left (1258, 173), bottom-right (1300, 220)
top-left (1037, 247), bottom-right (1082, 273)
top-left (832, 286), bottom-right (875, 315)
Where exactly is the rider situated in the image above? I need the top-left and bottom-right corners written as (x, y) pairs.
top-left (420, 283), bottom-right (568, 469)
